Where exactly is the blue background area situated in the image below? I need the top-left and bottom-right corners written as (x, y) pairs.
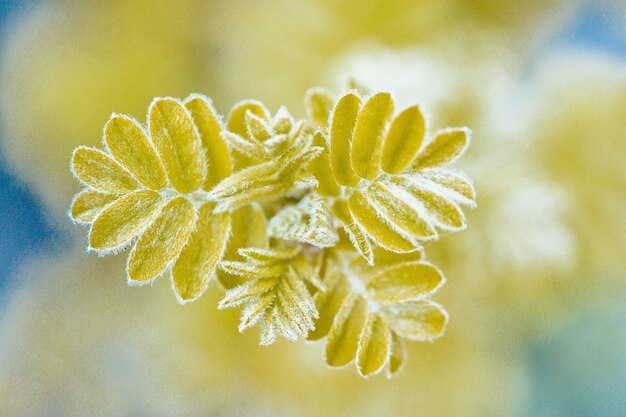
top-left (0, 1), bottom-right (623, 416)
top-left (0, 0), bottom-right (60, 291)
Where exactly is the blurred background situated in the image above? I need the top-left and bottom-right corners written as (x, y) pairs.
top-left (0, 1), bottom-right (624, 416)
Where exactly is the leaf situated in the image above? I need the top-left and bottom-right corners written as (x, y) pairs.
top-left (308, 272), bottom-right (351, 341)
top-left (127, 197), bottom-right (196, 283)
top-left (226, 100), bottom-right (271, 139)
top-left (380, 300), bottom-right (449, 341)
top-left (305, 87), bottom-right (334, 127)
top-left (307, 132), bottom-right (340, 196)
top-left (420, 170), bottom-right (476, 204)
top-left (351, 92), bottom-right (394, 180)
top-left (171, 202), bottom-right (230, 303)
top-left (356, 313), bottom-right (391, 377)
top-left (381, 105), bottom-right (425, 174)
top-left (365, 261), bottom-right (444, 303)
top-left (246, 110), bottom-right (272, 142)
top-left (184, 95), bottom-right (232, 190)
top-left (268, 194), bottom-right (338, 247)
top-left (218, 253), bottom-right (318, 344)
top-left (366, 181), bottom-right (437, 240)
top-left (413, 128), bottom-right (470, 169)
top-left (348, 190), bottom-right (417, 253)
top-left (70, 189), bottom-right (117, 224)
top-left (71, 146), bottom-right (139, 194)
top-left (221, 131), bottom-right (269, 163)
top-left (89, 190), bottom-right (163, 251)
top-left (104, 114), bottom-right (167, 190)
top-left (326, 293), bottom-right (368, 367)
top-left (393, 176), bottom-right (465, 230)
top-left (332, 200), bottom-right (374, 264)
top-left (387, 332), bottom-right (406, 378)
top-left (271, 106), bottom-right (294, 135)
top-left (149, 98), bottom-right (206, 193)
top-left (218, 277), bottom-right (279, 309)
top-left (217, 205), bottom-right (268, 289)
top-left (330, 93), bottom-right (362, 186)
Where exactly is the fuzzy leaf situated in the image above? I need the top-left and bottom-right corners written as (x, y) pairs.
top-left (308, 272), bottom-right (351, 341)
top-left (184, 95), bottom-right (232, 190)
top-left (367, 181), bottom-right (437, 240)
top-left (420, 170), bottom-right (476, 204)
top-left (268, 194), bottom-right (338, 247)
top-left (413, 128), bottom-right (470, 170)
top-left (381, 105), bottom-right (425, 174)
top-left (127, 197), bottom-right (196, 283)
top-left (71, 147), bottom-right (139, 194)
top-left (305, 87), bottom-right (334, 127)
top-left (357, 313), bottom-right (391, 377)
top-left (348, 190), bottom-right (417, 253)
top-left (351, 92), bottom-right (394, 180)
top-left (330, 93), bottom-right (361, 186)
top-left (366, 261), bottom-right (444, 303)
top-left (307, 132), bottom-right (340, 196)
top-left (226, 100), bottom-right (270, 139)
top-left (217, 205), bottom-right (268, 289)
top-left (171, 202), bottom-right (230, 303)
top-left (393, 176), bottom-right (465, 230)
top-left (89, 190), bottom-right (163, 251)
top-left (381, 300), bottom-right (448, 341)
top-left (149, 98), bottom-right (206, 193)
top-left (70, 189), bottom-right (117, 224)
top-left (104, 114), bottom-right (167, 190)
top-left (332, 200), bottom-right (374, 264)
top-left (387, 332), bottom-right (406, 378)
top-left (326, 293), bottom-right (368, 367)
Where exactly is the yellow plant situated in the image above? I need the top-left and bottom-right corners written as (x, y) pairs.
top-left (69, 88), bottom-right (475, 378)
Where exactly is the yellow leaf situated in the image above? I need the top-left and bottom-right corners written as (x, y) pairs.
top-left (171, 202), bottom-right (230, 304)
top-left (387, 332), bottom-right (406, 378)
top-left (89, 190), bottom-right (163, 251)
top-left (330, 93), bottom-right (362, 186)
top-left (70, 189), bottom-right (117, 224)
top-left (217, 205), bottom-right (268, 289)
top-left (218, 277), bottom-right (279, 309)
top-left (308, 272), bottom-right (351, 341)
top-left (127, 197), bottom-right (196, 283)
top-left (326, 293), bottom-right (368, 367)
top-left (307, 132), bottom-right (340, 196)
top-left (395, 177), bottom-right (465, 229)
top-left (367, 181), bottom-right (437, 240)
top-left (421, 170), bottom-right (476, 204)
top-left (381, 105), bottom-right (425, 174)
top-left (305, 87), bottom-right (334, 127)
top-left (184, 95), bottom-right (232, 190)
top-left (366, 261), bottom-right (444, 303)
top-left (351, 92), bottom-right (394, 180)
top-left (271, 106), bottom-right (294, 135)
top-left (413, 128), bottom-right (470, 169)
top-left (348, 190), bottom-right (416, 253)
top-left (71, 146), bottom-right (139, 194)
top-left (149, 98), bottom-right (206, 193)
top-left (245, 110), bottom-right (272, 142)
top-left (226, 100), bottom-right (270, 137)
top-left (104, 114), bottom-right (167, 190)
top-left (332, 200), bottom-right (374, 264)
top-left (356, 313), bottom-right (391, 377)
top-left (381, 300), bottom-right (448, 341)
